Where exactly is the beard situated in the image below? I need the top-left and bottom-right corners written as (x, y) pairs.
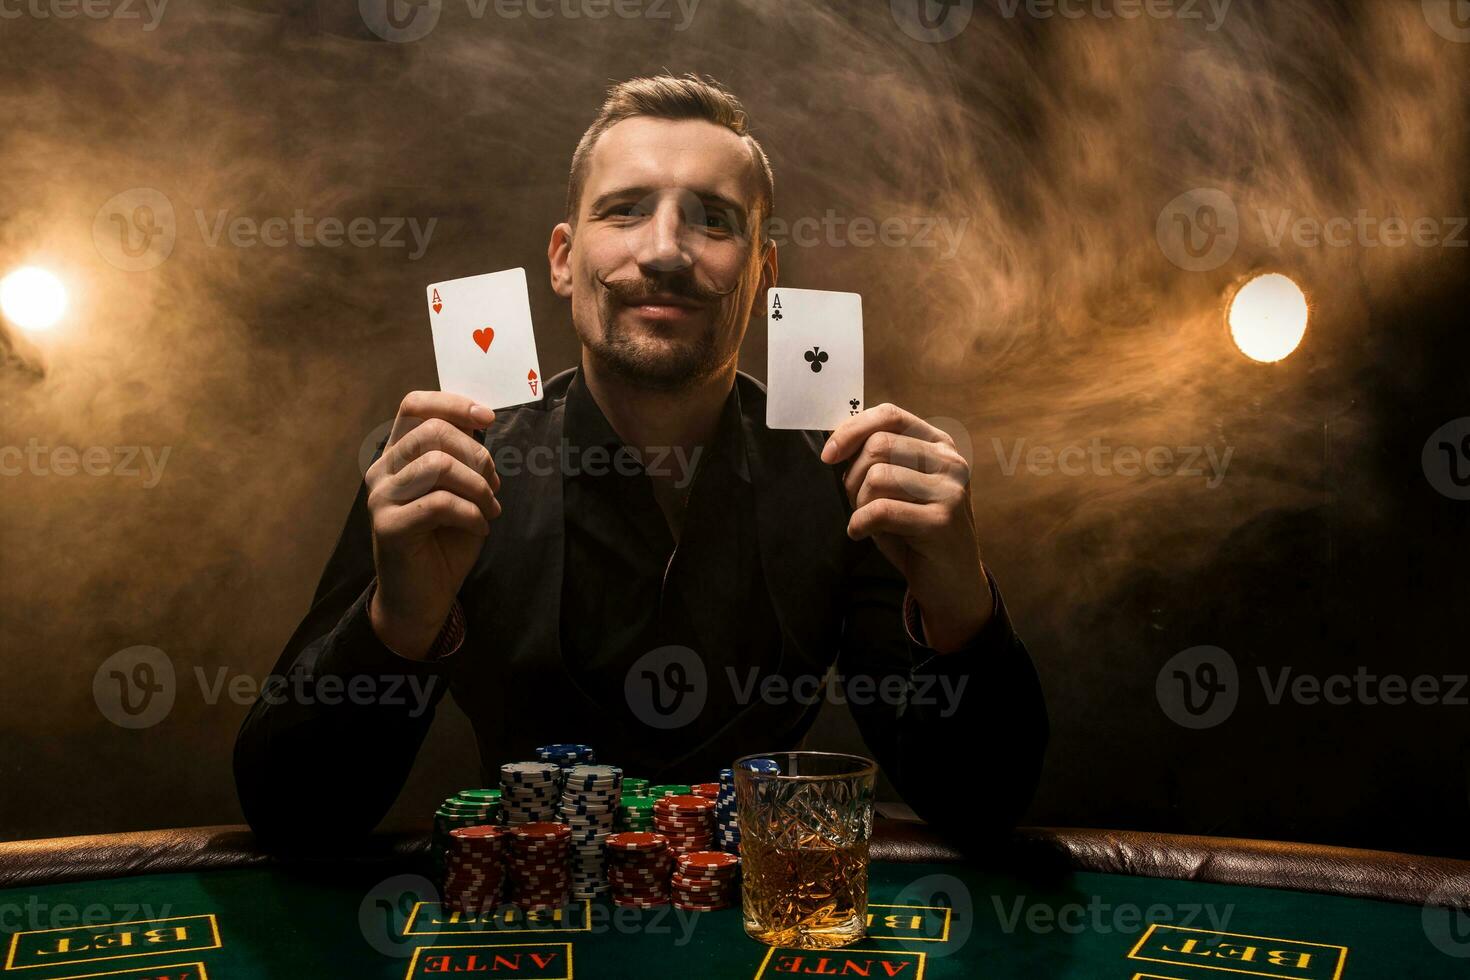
top-left (586, 269), bottom-right (738, 392)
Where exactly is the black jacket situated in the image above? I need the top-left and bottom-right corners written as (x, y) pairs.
top-left (234, 369), bottom-right (1048, 849)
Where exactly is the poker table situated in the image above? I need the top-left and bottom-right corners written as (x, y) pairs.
top-left (2, 821), bottom-right (1467, 979)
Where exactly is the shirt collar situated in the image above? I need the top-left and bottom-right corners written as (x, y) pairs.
top-left (564, 368), bottom-right (751, 483)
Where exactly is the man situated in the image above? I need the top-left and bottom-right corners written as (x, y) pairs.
top-left (235, 74), bottom-right (1046, 850)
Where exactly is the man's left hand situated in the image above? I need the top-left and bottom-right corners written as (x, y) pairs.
top-left (821, 403), bottom-right (994, 653)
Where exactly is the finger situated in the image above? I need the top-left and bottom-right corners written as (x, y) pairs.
top-left (842, 432), bottom-right (967, 504)
top-left (370, 450), bottom-right (500, 524)
top-left (386, 390), bottom-right (495, 448)
top-left (821, 403), bottom-right (949, 465)
top-left (381, 418), bottom-right (499, 490)
top-left (847, 497), bottom-right (946, 541)
top-left (378, 489), bottom-right (493, 539)
top-left (853, 463), bottom-right (950, 509)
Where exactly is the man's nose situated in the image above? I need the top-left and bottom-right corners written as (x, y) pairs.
top-left (634, 199), bottom-right (697, 274)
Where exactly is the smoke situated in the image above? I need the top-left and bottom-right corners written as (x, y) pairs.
top-left (0, 0), bottom-right (1466, 836)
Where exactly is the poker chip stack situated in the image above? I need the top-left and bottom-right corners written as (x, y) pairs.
top-left (617, 795), bottom-right (656, 832)
top-left (536, 743), bottom-right (597, 793)
top-left (653, 794), bottom-right (716, 857)
top-left (647, 784), bottom-right (692, 799)
top-left (508, 822), bottom-right (572, 910)
top-left (672, 850), bottom-right (740, 911)
top-left (443, 825), bottom-right (506, 913)
top-left (604, 831), bottom-right (673, 908)
top-left (558, 764), bottom-right (623, 899)
top-left (714, 768), bottom-right (740, 853)
top-left (433, 790), bottom-right (503, 875)
top-left (621, 777), bottom-right (650, 798)
top-left (500, 762), bottom-right (561, 825)
top-left (690, 783), bottom-right (721, 800)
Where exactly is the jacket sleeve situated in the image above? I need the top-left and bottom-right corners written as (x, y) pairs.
top-left (232, 477), bottom-right (456, 853)
top-left (837, 541), bottom-right (1048, 849)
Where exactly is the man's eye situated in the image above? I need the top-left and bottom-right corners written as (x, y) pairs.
top-left (608, 203), bottom-right (651, 218)
top-left (700, 210), bottom-right (739, 232)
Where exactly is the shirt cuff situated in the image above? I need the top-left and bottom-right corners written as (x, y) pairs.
top-left (902, 571), bottom-right (1008, 654)
top-left (364, 580), bottom-right (466, 662)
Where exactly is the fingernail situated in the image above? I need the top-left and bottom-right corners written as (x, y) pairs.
top-left (470, 405), bottom-right (495, 424)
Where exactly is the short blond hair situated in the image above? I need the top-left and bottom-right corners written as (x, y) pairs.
top-left (566, 73), bottom-right (774, 240)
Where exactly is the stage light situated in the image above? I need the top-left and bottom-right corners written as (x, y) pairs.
top-left (1228, 273), bottom-right (1308, 363)
top-left (0, 266), bottom-right (68, 333)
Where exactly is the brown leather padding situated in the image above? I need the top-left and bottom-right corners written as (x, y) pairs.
top-left (1, 822), bottom-right (1466, 908)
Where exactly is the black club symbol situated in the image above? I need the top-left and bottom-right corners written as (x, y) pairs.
top-left (849, 399), bottom-right (860, 414)
top-left (804, 346), bottom-right (829, 373)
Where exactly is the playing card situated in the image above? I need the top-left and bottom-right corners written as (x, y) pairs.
top-left (425, 267), bottom-right (544, 410)
top-left (765, 287), bottom-right (864, 431)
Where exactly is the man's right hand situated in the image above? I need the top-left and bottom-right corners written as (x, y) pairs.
top-left (365, 391), bottom-right (501, 660)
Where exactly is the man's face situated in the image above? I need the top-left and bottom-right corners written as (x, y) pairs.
top-left (549, 117), bottom-right (776, 391)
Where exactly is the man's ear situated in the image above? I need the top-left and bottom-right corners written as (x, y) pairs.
top-left (758, 239), bottom-right (779, 300)
top-left (548, 222), bottom-right (574, 298)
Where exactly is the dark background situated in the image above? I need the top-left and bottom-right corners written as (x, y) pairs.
top-left (2, 0), bottom-right (1467, 858)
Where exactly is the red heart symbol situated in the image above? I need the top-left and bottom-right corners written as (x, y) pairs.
top-left (433, 301), bottom-right (442, 313)
top-left (473, 327), bottom-right (494, 352)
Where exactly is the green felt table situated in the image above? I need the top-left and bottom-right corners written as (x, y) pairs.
top-left (0, 855), bottom-right (1458, 979)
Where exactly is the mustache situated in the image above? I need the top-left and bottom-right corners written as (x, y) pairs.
top-left (595, 269), bottom-right (740, 304)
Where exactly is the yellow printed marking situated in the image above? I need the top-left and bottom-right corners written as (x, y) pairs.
top-left (404, 943), bottom-right (573, 980)
top-left (866, 903), bottom-right (952, 943)
top-left (754, 946), bottom-right (926, 980)
top-left (45, 962), bottom-right (209, 980)
top-left (4, 916), bottom-right (221, 971)
top-left (402, 901), bottom-right (593, 935)
top-left (1127, 923), bottom-right (1348, 980)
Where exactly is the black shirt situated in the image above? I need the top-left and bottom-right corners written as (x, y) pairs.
top-left (559, 371), bottom-right (782, 741)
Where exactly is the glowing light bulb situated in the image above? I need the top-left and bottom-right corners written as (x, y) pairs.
top-left (0, 266), bottom-right (68, 333)
top-left (1228, 273), bottom-right (1308, 363)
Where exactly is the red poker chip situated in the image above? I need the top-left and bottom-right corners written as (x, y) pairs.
top-left (605, 832), bottom-right (668, 850)
top-left (655, 794), bottom-right (714, 809)
top-left (678, 851), bottom-right (739, 871)
top-left (452, 825), bottom-right (505, 840)
top-left (690, 783), bottom-right (721, 798)
top-left (673, 900), bottom-right (730, 912)
top-left (513, 822), bottom-right (572, 839)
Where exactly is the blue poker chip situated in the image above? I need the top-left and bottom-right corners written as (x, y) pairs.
top-left (738, 758), bottom-right (781, 775)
